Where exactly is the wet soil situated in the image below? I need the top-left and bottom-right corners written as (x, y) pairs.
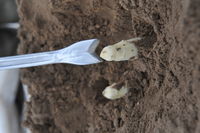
top-left (17, 0), bottom-right (200, 132)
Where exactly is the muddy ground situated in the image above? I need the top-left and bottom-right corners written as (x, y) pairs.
top-left (17, 0), bottom-right (200, 133)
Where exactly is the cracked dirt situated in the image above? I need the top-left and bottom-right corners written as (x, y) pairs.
top-left (17, 0), bottom-right (200, 132)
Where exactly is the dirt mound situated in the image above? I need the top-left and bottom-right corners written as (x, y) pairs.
top-left (17, 0), bottom-right (200, 132)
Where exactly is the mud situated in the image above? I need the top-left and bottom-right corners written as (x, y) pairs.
top-left (17, 0), bottom-right (200, 133)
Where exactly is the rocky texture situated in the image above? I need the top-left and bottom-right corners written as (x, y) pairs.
top-left (17, 0), bottom-right (200, 132)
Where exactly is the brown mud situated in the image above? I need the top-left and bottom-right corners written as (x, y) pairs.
top-left (17, 0), bottom-right (200, 132)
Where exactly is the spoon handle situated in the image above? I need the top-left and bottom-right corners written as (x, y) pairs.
top-left (0, 51), bottom-right (58, 70)
top-left (0, 39), bottom-right (102, 70)
top-left (0, 23), bottom-right (19, 30)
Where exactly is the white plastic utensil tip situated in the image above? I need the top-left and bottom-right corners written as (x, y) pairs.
top-left (0, 39), bottom-right (102, 70)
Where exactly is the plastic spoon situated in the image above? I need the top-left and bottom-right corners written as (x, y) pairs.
top-left (0, 39), bottom-right (102, 70)
top-left (0, 22), bottom-right (19, 30)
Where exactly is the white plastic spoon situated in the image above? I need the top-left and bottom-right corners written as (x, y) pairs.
top-left (0, 39), bottom-right (102, 70)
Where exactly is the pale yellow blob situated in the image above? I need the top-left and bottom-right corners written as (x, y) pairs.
top-left (102, 83), bottom-right (129, 100)
top-left (100, 37), bottom-right (141, 61)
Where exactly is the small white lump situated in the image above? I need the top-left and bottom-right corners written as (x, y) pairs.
top-left (102, 83), bottom-right (129, 100)
top-left (100, 37), bottom-right (141, 61)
